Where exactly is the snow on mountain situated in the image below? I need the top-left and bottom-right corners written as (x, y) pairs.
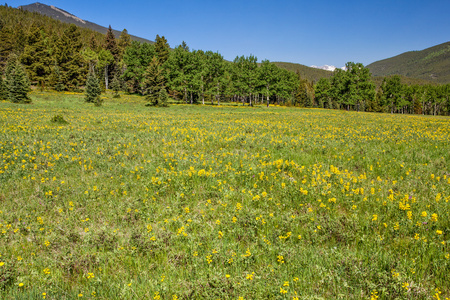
top-left (310, 65), bottom-right (336, 71)
top-left (310, 65), bottom-right (346, 72)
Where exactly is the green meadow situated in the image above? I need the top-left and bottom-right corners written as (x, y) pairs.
top-left (0, 92), bottom-right (449, 299)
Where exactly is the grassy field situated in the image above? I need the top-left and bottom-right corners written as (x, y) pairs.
top-left (0, 91), bottom-right (449, 299)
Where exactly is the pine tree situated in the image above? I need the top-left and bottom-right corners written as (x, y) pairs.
top-left (144, 57), bottom-right (166, 106)
top-left (20, 24), bottom-right (52, 89)
top-left (154, 35), bottom-right (170, 64)
top-left (85, 70), bottom-right (102, 106)
top-left (157, 87), bottom-right (169, 107)
top-left (0, 20), bottom-right (14, 69)
top-left (5, 55), bottom-right (31, 103)
top-left (110, 71), bottom-right (122, 98)
top-left (118, 29), bottom-right (131, 59)
top-left (51, 63), bottom-right (65, 92)
top-left (103, 25), bottom-right (119, 89)
top-left (54, 24), bottom-right (85, 91)
top-left (104, 26), bottom-right (119, 61)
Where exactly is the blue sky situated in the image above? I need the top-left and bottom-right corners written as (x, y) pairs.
top-left (14, 0), bottom-right (450, 68)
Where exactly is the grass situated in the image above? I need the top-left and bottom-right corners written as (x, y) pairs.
top-left (0, 91), bottom-right (449, 299)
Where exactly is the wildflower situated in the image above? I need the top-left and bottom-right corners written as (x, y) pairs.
top-left (431, 213), bottom-right (438, 222)
top-left (246, 272), bottom-right (254, 280)
top-left (436, 230), bottom-right (443, 235)
top-left (370, 290), bottom-right (379, 300)
top-left (372, 214), bottom-right (378, 221)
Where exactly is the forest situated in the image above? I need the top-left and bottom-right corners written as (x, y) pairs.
top-left (1, 4), bottom-right (449, 115)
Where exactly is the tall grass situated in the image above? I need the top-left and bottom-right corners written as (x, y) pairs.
top-left (0, 91), bottom-right (449, 299)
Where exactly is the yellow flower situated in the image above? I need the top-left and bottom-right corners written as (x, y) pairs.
top-left (436, 230), bottom-right (443, 235)
top-left (19, 283), bottom-right (24, 287)
top-left (372, 214), bottom-right (378, 221)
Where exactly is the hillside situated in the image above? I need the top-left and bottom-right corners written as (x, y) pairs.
top-left (273, 62), bottom-right (332, 83)
top-left (18, 2), bottom-right (154, 44)
top-left (367, 41), bottom-right (450, 84)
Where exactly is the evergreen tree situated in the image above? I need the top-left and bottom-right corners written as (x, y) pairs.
top-left (85, 70), bottom-right (102, 106)
top-left (104, 25), bottom-right (119, 61)
top-left (123, 41), bottom-right (156, 94)
top-left (89, 34), bottom-right (99, 52)
top-left (0, 20), bottom-right (14, 69)
top-left (54, 24), bottom-right (85, 91)
top-left (118, 29), bottom-right (131, 59)
top-left (110, 71), bottom-right (122, 98)
top-left (51, 63), bottom-right (65, 92)
top-left (296, 78), bottom-right (313, 107)
top-left (104, 25), bottom-right (119, 89)
top-left (5, 54), bottom-right (31, 103)
top-left (314, 78), bottom-right (331, 108)
top-left (154, 34), bottom-right (170, 64)
top-left (157, 87), bottom-right (169, 107)
top-left (180, 41), bottom-right (189, 52)
top-left (20, 24), bottom-right (52, 88)
top-left (144, 57), bottom-right (165, 106)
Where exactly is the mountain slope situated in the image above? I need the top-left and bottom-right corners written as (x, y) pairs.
top-left (18, 2), bottom-right (154, 44)
top-left (367, 41), bottom-right (450, 84)
top-left (273, 62), bottom-right (332, 83)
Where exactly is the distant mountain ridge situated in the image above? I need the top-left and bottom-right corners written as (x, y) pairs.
top-left (18, 2), bottom-right (154, 44)
top-left (272, 62), bottom-right (333, 82)
top-left (367, 41), bottom-right (450, 84)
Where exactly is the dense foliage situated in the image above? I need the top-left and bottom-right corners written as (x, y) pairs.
top-left (1, 4), bottom-right (449, 114)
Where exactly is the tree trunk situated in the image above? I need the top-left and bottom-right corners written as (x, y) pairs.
top-left (105, 65), bottom-right (108, 90)
top-left (216, 83), bottom-right (220, 105)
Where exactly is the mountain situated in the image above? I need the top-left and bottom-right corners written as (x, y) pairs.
top-left (366, 41), bottom-right (450, 84)
top-left (18, 2), bottom-right (154, 44)
top-left (273, 62), bottom-right (332, 82)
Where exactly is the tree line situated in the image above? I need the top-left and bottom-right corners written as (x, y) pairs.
top-left (1, 4), bottom-right (449, 114)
